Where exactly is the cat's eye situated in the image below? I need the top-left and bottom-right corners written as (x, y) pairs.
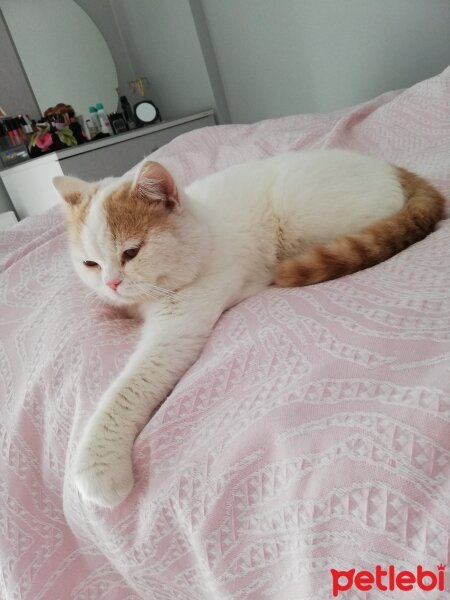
top-left (83, 260), bottom-right (99, 268)
top-left (122, 246), bottom-right (140, 263)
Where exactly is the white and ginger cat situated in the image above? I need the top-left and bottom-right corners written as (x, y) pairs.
top-left (53, 149), bottom-right (445, 507)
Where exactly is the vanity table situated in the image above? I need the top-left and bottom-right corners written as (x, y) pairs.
top-left (0, 110), bottom-right (215, 219)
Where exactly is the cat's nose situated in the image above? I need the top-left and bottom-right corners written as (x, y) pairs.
top-left (106, 277), bottom-right (122, 291)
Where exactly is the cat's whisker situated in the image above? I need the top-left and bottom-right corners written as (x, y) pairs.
top-left (128, 281), bottom-right (169, 301)
top-left (146, 284), bottom-right (182, 298)
top-left (129, 280), bottom-right (183, 300)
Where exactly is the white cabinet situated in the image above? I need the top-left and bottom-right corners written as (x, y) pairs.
top-left (0, 111), bottom-right (215, 219)
top-left (0, 155), bottom-right (63, 219)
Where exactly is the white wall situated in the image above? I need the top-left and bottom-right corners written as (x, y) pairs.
top-left (111, 0), bottom-right (216, 120)
top-left (200, 0), bottom-right (450, 123)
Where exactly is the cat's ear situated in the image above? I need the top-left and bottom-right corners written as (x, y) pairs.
top-left (53, 175), bottom-right (93, 206)
top-left (133, 161), bottom-right (180, 210)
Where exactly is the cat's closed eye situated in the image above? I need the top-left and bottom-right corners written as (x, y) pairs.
top-left (122, 246), bottom-right (141, 263)
top-left (84, 260), bottom-right (100, 268)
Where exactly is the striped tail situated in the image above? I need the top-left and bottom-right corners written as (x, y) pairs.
top-left (275, 167), bottom-right (446, 287)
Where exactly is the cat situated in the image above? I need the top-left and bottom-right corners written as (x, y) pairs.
top-left (53, 149), bottom-right (445, 508)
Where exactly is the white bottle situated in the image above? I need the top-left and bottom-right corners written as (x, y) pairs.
top-left (85, 118), bottom-right (98, 140)
top-left (95, 103), bottom-right (114, 135)
top-left (88, 106), bottom-right (101, 134)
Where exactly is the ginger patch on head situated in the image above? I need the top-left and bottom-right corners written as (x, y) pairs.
top-left (65, 189), bottom-right (98, 242)
top-left (103, 181), bottom-right (175, 243)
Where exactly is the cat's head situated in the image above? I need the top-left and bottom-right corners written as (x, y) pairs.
top-left (54, 161), bottom-right (204, 306)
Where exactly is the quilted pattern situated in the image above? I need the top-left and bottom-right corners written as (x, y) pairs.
top-left (0, 68), bottom-right (449, 599)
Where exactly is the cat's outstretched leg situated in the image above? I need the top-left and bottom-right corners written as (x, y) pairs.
top-left (74, 289), bottom-right (226, 507)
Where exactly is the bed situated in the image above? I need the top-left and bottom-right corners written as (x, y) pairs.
top-left (0, 67), bottom-right (449, 599)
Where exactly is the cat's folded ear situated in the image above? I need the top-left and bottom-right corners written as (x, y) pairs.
top-left (53, 175), bottom-right (93, 206)
top-left (132, 161), bottom-right (180, 210)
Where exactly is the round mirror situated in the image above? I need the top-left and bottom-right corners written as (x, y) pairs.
top-left (1, 0), bottom-right (118, 117)
top-left (135, 102), bottom-right (159, 125)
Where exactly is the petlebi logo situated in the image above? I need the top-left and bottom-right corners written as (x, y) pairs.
top-left (331, 564), bottom-right (446, 596)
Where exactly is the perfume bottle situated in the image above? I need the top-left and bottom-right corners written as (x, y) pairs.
top-left (120, 96), bottom-right (136, 130)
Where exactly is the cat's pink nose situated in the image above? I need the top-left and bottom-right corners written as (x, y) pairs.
top-left (106, 278), bottom-right (122, 291)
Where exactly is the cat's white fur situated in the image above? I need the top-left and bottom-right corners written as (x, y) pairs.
top-left (58, 150), bottom-right (405, 507)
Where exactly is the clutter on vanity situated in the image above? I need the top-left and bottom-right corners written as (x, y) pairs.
top-left (0, 93), bottom-right (162, 168)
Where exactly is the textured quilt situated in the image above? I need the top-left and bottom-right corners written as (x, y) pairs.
top-left (0, 68), bottom-right (449, 599)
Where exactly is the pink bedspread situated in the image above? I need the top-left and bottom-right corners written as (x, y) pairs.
top-left (1, 68), bottom-right (449, 599)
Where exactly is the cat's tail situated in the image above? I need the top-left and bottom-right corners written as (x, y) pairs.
top-left (275, 166), bottom-right (446, 287)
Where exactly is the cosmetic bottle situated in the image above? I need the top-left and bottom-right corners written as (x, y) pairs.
top-left (5, 119), bottom-right (15, 144)
top-left (95, 103), bottom-right (114, 135)
top-left (0, 122), bottom-right (10, 150)
top-left (120, 96), bottom-right (136, 130)
top-left (74, 115), bottom-right (90, 141)
top-left (88, 106), bottom-right (101, 132)
top-left (17, 116), bottom-right (32, 146)
top-left (22, 114), bottom-right (34, 133)
top-left (5, 119), bottom-right (21, 146)
top-left (19, 115), bottom-right (32, 136)
top-left (18, 119), bottom-right (27, 143)
top-left (85, 118), bottom-right (99, 140)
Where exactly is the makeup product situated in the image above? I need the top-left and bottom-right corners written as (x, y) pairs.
top-left (12, 118), bottom-right (26, 144)
top-left (19, 116), bottom-right (30, 135)
top-left (88, 106), bottom-right (101, 132)
top-left (0, 143), bottom-right (29, 168)
top-left (22, 114), bottom-right (34, 133)
top-left (75, 115), bottom-right (91, 140)
top-left (4, 119), bottom-right (18, 146)
top-left (133, 100), bottom-right (161, 127)
top-left (108, 113), bottom-right (127, 134)
top-left (85, 118), bottom-right (99, 140)
top-left (95, 103), bottom-right (114, 135)
top-left (120, 95), bottom-right (136, 130)
top-left (0, 122), bottom-right (11, 150)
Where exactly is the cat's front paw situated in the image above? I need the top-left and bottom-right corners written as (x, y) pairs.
top-left (74, 435), bottom-right (134, 508)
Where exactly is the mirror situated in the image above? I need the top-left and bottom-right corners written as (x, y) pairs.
top-left (135, 101), bottom-right (159, 125)
top-left (0, 0), bottom-right (118, 117)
